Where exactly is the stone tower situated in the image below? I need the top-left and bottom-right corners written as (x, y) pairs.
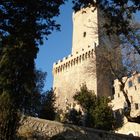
top-left (53, 6), bottom-right (120, 110)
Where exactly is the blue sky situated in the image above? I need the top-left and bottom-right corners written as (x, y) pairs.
top-left (35, 1), bottom-right (140, 92)
top-left (35, 1), bottom-right (73, 91)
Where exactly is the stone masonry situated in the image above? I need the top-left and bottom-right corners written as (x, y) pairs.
top-left (112, 72), bottom-right (140, 118)
top-left (53, 6), bottom-right (120, 111)
top-left (18, 116), bottom-right (140, 140)
top-left (111, 72), bottom-right (140, 136)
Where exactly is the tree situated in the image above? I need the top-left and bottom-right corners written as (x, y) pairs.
top-left (0, 0), bottom-right (65, 46)
top-left (87, 40), bottom-right (140, 123)
top-left (39, 89), bottom-right (56, 120)
top-left (0, 0), bottom-right (65, 139)
top-left (0, 46), bottom-right (46, 139)
top-left (29, 70), bottom-right (47, 117)
top-left (66, 108), bottom-right (82, 125)
top-left (0, 46), bottom-right (30, 140)
top-left (0, 92), bottom-right (19, 140)
top-left (73, 85), bottom-right (119, 130)
top-left (72, 0), bottom-right (140, 123)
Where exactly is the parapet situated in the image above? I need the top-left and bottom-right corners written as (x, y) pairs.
top-left (53, 46), bottom-right (96, 75)
top-left (73, 6), bottom-right (96, 21)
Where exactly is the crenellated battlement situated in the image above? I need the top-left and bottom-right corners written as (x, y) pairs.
top-left (53, 46), bottom-right (96, 75)
top-left (73, 6), bottom-right (95, 19)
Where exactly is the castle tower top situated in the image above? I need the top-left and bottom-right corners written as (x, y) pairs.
top-left (72, 6), bottom-right (99, 54)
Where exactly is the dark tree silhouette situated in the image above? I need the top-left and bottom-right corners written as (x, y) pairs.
top-left (0, 0), bottom-right (65, 139)
top-left (39, 89), bottom-right (56, 120)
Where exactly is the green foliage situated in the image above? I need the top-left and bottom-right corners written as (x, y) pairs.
top-left (73, 85), bottom-right (96, 112)
top-left (0, 93), bottom-right (20, 140)
top-left (113, 109), bottom-right (124, 129)
top-left (30, 70), bottom-right (47, 117)
top-left (73, 85), bottom-right (121, 130)
top-left (91, 97), bottom-right (115, 130)
top-left (0, 45), bottom-right (36, 139)
top-left (0, 0), bottom-right (65, 46)
top-left (61, 107), bottom-right (82, 125)
top-left (39, 89), bottom-right (56, 120)
top-left (0, 0), bottom-right (65, 139)
top-left (66, 108), bottom-right (82, 125)
top-left (72, 0), bottom-right (140, 123)
top-left (34, 70), bottom-right (47, 94)
top-left (55, 109), bottom-right (63, 122)
top-left (0, 46), bottom-right (36, 113)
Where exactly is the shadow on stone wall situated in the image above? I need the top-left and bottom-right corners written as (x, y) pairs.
top-left (18, 117), bottom-right (140, 140)
top-left (18, 123), bottom-right (88, 140)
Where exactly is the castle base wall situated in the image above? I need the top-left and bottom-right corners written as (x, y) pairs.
top-left (18, 116), bottom-right (140, 139)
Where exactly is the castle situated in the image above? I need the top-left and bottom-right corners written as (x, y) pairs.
top-left (52, 6), bottom-right (120, 111)
top-left (52, 6), bottom-right (140, 136)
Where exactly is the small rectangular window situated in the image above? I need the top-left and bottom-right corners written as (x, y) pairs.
top-left (118, 93), bottom-right (120, 98)
top-left (135, 86), bottom-right (137, 90)
top-left (128, 81), bottom-right (133, 88)
top-left (83, 32), bottom-right (86, 37)
top-left (138, 77), bottom-right (140, 83)
top-left (135, 103), bottom-right (139, 110)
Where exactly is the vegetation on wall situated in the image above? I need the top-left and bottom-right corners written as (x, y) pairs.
top-left (73, 85), bottom-right (123, 131)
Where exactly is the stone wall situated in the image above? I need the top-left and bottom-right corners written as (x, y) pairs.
top-left (53, 47), bottom-right (97, 111)
top-left (52, 6), bottom-right (121, 111)
top-left (18, 116), bottom-right (140, 140)
top-left (72, 6), bottom-right (99, 54)
top-left (112, 72), bottom-right (140, 117)
top-left (116, 121), bottom-right (140, 137)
